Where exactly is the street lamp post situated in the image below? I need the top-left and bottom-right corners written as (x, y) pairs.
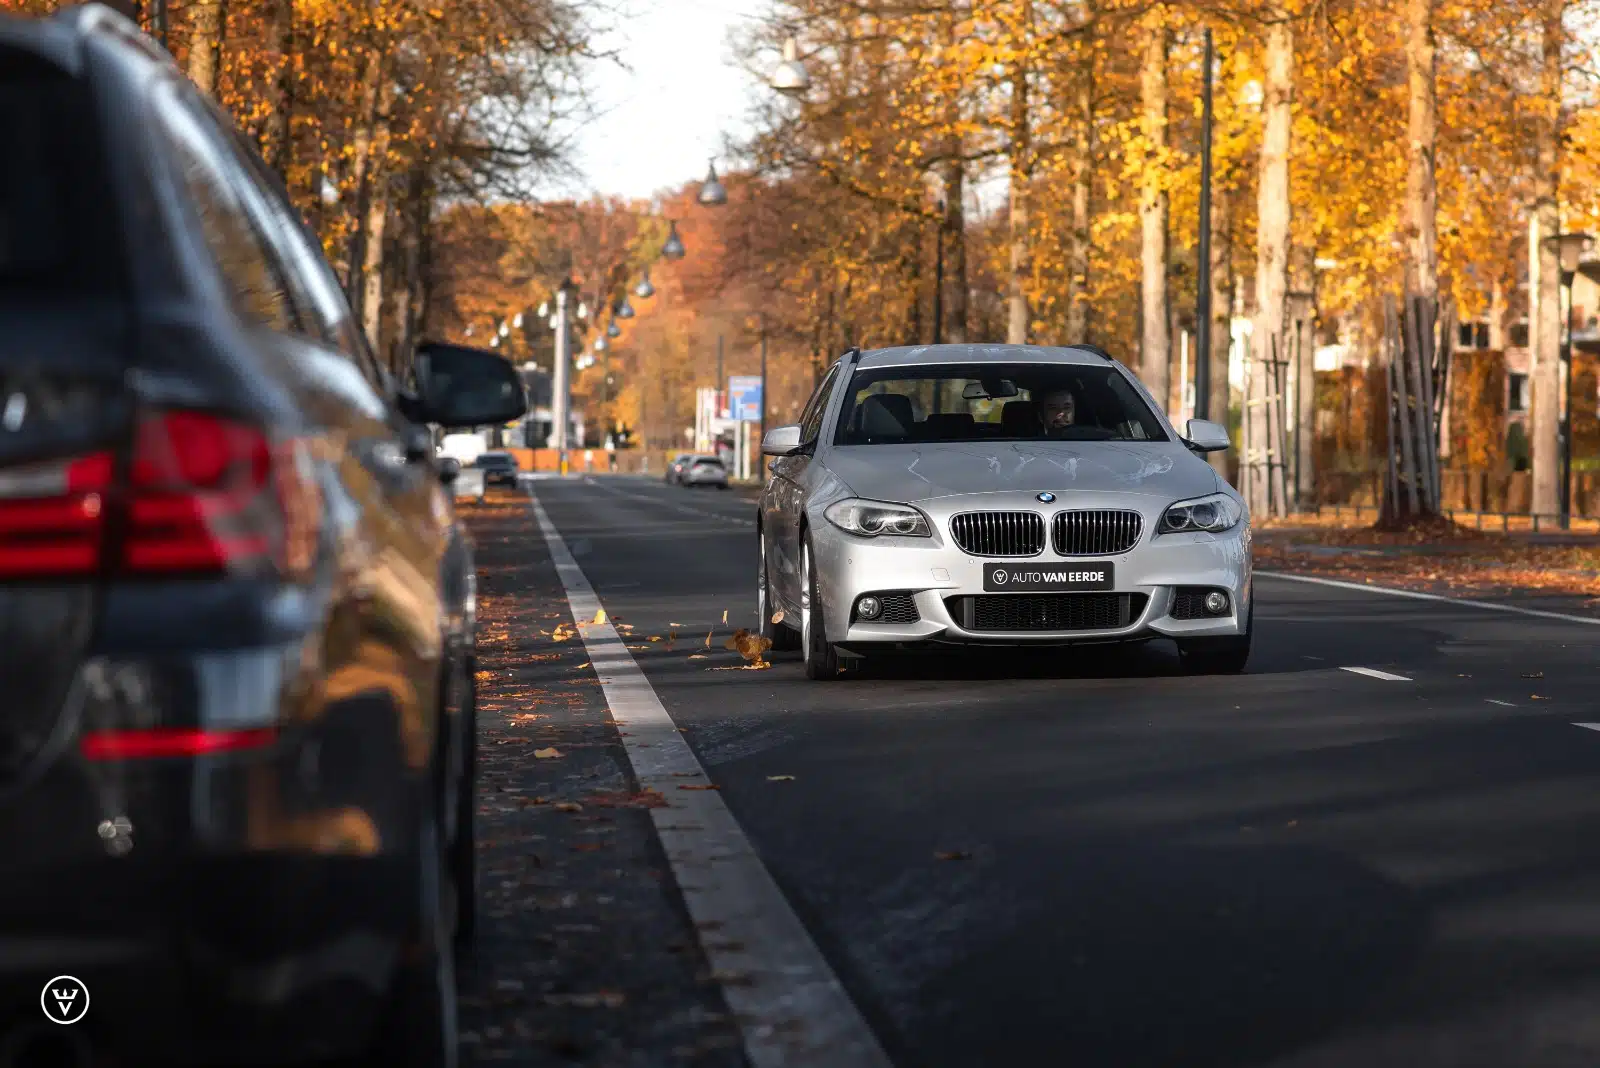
top-left (1547, 231), bottom-right (1593, 529)
top-left (551, 279), bottom-right (576, 473)
top-left (933, 198), bottom-right (945, 346)
top-left (1195, 28), bottom-right (1215, 422)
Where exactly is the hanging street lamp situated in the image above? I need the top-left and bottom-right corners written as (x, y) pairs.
top-left (607, 322), bottom-right (621, 338)
top-left (771, 34), bottom-right (809, 95)
top-left (662, 220), bottom-right (686, 260)
top-left (635, 269), bottom-right (655, 299)
top-left (698, 160), bottom-right (728, 206)
top-left (616, 297), bottom-right (636, 320)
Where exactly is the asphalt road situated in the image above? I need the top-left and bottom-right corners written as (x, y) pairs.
top-left (494, 475), bottom-right (1600, 1068)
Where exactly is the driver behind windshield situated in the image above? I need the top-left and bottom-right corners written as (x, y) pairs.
top-left (1038, 388), bottom-right (1078, 438)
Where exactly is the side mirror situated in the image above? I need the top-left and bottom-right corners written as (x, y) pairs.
top-left (411, 341), bottom-right (528, 429)
top-left (438, 456), bottom-right (462, 485)
top-left (761, 424), bottom-right (804, 456)
top-left (1184, 418), bottom-right (1231, 453)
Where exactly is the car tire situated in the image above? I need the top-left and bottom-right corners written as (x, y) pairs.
top-left (801, 535), bottom-right (847, 680)
top-left (1177, 595), bottom-right (1252, 675)
top-left (449, 660), bottom-right (478, 954)
top-left (758, 532), bottom-right (801, 652)
top-left (366, 813), bottom-right (459, 1068)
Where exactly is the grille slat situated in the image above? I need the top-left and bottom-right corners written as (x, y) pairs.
top-left (947, 593), bottom-right (1147, 632)
top-left (950, 511), bottom-right (1045, 557)
top-left (1052, 509), bottom-right (1142, 556)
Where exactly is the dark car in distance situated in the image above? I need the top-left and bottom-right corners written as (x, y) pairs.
top-left (0, 6), bottom-right (527, 1066)
top-left (471, 449), bottom-right (520, 487)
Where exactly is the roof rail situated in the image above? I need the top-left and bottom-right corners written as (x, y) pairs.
top-left (1066, 344), bottom-right (1115, 362)
top-left (58, 2), bottom-right (173, 66)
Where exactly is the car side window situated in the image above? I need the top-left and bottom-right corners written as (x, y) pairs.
top-left (798, 364), bottom-right (841, 445)
top-left (153, 85), bottom-right (302, 335)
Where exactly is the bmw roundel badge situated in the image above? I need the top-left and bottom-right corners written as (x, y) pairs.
top-left (1037, 492), bottom-right (1056, 503)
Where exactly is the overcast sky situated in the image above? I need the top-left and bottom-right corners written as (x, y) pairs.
top-left (566, 0), bottom-right (762, 201)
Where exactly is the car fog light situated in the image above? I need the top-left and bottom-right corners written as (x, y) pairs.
top-left (857, 595), bottom-right (883, 620)
top-left (1205, 591), bottom-right (1229, 615)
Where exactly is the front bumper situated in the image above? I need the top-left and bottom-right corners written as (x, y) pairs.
top-left (810, 520), bottom-right (1250, 649)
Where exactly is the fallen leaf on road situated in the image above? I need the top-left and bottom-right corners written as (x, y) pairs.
top-left (551, 623), bottom-right (575, 643)
top-left (724, 628), bottom-right (773, 666)
top-left (722, 610), bottom-right (729, 624)
top-left (678, 784), bottom-right (720, 791)
top-left (704, 629), bottom-right (713, 649)
top-left (648, 635), bottom-right (662, 642)
top-left (1286, 820), bottom-right (1299, 828)
top-left (770, 610), bottom-right (785, 624)
top-left (669, 621), bottom-right (686, 627)
top-left (934, 850), bottom-right (970, 861)
top-left (1522, 671), bottom-right (1545, 679)
top-left (575, 662), bottom-right (590, 669)
top-left (534, 747), bottom-right (564, 759)
top-left (508, 713), bottom-right (547, 724)
top-left (1531, 694), bottom-right (1550, 700)
top-left (553, 801), bottom-right (583, 812)
top-left (767, 775), bottom-right (796, 782)
top-left (591, 608), bottom-right (607, 625)
top-left (688, 653), bottom-right (708, 660)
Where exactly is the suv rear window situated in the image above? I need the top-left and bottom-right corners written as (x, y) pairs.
top-left (0, 50), bottom-right (123, 294)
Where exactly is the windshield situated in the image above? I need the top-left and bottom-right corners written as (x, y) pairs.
top-left (832, 363), bottom-right (1168, 446)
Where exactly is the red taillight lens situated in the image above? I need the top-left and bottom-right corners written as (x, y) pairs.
top-left (125, 410), bottom-right (279, 574)
top-left (80, 726), bottom-right (277, 760)
top-left (0, 452), bottom-right (114, 578)
top-left (0, 409), bottom-right (319, 580)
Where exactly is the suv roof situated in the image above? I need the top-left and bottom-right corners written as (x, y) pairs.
top-left (854, 343), bottom-right (1118, 369)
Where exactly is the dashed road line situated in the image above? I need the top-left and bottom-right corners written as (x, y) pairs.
top-left (1341, 666), bottom-right (1412, 682)
top-left (527, 489), bottom-right (892, 1068)
top-left (1258, 571), bottom-right (1600, 627)
top-left (1574, 723), bottom-right (1600, 733)
top-left (1487, 699), bottom-right (1518, 707)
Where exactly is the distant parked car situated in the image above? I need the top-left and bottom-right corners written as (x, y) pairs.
top-left (665, 453), bottom-right (692, 484)
top-left (680, 454), bottom-right (730, 489)
top-left (472, 450), bottom-right (520, 487)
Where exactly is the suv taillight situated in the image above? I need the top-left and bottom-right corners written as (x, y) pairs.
top-left (0, 409), bottom-right (318, 581)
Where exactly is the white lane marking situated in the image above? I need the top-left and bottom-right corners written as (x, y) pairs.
top-left (1575, 723), bottom-right (1600, 732)
top-left (1341, 666), bottom-right (1412, 682)
top-left (1487, 699), bottom-right (1518, 707)
top-left (1258, 571), bottom-right (1600, 627)
top-left (527, 490), bottom-right (891, 1068)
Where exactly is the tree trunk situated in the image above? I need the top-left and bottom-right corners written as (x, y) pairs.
top-left (1531, 0), bottom-right (1564, 517)
top-left (940, 157), bottom-right (968, 344)
top-left (1139, 20), bottom-right (1170, 412)
top-left (1207, 181), bottom-right (1234, 478)
top-left (393, 163), bottom-right (429, 366)
top-left (1488, 276), bottom-right (1506, 350)
top-left (1384, 0), bottom-right (1441, 523)
top-left (357, 86), bottom-right (395, 349)
top-left (262, 0), bottom-right (294, 180)
top-left (1403, 0), bottom-right (1438, 304)
top-left (1006, 11), bottom-right (1032, 347)
top-left (1064, 20), bottom-right (1095, 345)
top-left (1248, 17), bottom-right (1294, 517)
top-left (345, 50), bottom-right (386, 309)
top-left (185, 0), bottom-right (227, 96)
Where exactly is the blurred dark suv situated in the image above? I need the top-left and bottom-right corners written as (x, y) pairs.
top-left (0, 6), bottom-right (527, 1066)
top-left (471, 450), bottom-right (520, 487)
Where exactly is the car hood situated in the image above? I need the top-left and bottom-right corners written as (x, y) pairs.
top-left (820, 441), bottom-right (1221, 504)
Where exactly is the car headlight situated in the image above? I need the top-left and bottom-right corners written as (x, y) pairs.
top-left (823, 498), bottom-right (932, 538)
top-left (1158, 492), bottom-right (1242, 534)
